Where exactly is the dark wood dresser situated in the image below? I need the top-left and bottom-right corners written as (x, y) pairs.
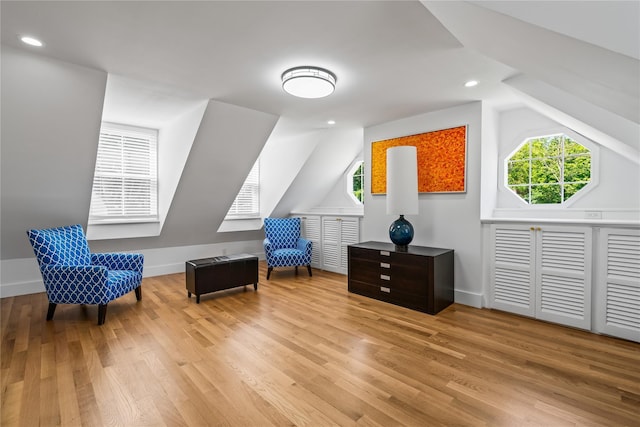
top-left (348, 241), bottom-right (454, 315)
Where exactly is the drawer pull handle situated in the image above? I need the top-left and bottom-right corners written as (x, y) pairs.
top-left (381, 286), bottom-right (390, 293)
top-left (380, 274), bottom-right (390, 281)
top-left (380, 251), bottom-right (390, 256)
top-left (380, 262), bottom-right (390, 269)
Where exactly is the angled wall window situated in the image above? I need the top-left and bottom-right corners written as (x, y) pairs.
top-left (226, 160), bottom-right (260, 219)
top-left (348, 161), bottom-right (364, 204)
top-left (505, 133), bottom-right (592, 205)
top-left (89, 122), bottom-right (158, 223)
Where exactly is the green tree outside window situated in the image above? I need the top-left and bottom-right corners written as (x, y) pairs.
top-left (507, 134), bottom-right (591, 204)
top-left (352, 162), bottom-right (364, 204)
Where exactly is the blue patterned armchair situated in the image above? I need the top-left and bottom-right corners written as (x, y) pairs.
top-left (26, 224), bottom-right (144, 325)
top-left (263, 217), bottom-right (312, 279)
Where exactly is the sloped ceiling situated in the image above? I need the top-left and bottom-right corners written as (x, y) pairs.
top-left (3, 1), bottom-right (635, 129)
top-left (423, 0), bottom-right (640, 162)
top-left (477, 1), bottom-right (639, 60)
top-left (0, 1), bottom-right (516, 128)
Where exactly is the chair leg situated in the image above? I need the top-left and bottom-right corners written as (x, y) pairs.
top-left (46, 303), bottom-right (57, 321)
top-left (307, 265), bottom-right (312, 277)
top-left (135, 286), bottom-right (142, 301)
top-left (295, 266), bottom-right (298, 275)
top-left (98, 304), bottom-right (108, 325)
top-left (267, 267), bottom-right (273, 280)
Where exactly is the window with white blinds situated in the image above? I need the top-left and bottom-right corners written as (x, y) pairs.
top-left (89, 122), bottom-right (158, 223)
top-left (225, 160), bottom-right (260, 219)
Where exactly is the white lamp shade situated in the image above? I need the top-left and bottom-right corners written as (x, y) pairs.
top-left (386, 146), bottom-right (419, 215)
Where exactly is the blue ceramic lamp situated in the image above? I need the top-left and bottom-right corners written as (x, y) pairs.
top-left (386, 146), bottom-right (419, 251)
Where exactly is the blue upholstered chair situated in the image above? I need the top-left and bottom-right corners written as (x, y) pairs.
top-left (26, 224), bottom-right (144, 325)
top-left (263, 217), bottom-right (312, 279)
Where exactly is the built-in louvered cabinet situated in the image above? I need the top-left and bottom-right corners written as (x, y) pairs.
top-left (492, 225), bottom-right (535, 317)
top-left (321, 216), bottom-right (360, 274)
top-left (491, 224), bottom-right (592, 330)
top-left (298, 215), bottom-right (322, 268)
top-left (291, 214), bottom-right (361, 275)
top-left (595, 228), bottom-right (640, 342)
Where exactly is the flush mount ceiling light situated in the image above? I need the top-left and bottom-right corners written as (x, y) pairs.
top-left (20, 36), bottom-right (43, 47)
top-left (464, 80), bottom-right (478, 87)
top-left (281, 66), bottom-right (336, 99)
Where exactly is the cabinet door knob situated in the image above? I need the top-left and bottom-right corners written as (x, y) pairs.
top-left (380, 274), bottom-right (390, 281)
top-left (530, 227), bottom-right (535, 231)
top-left (380, 251), bottom-right (390, 256)
top-left (380, 286), bottom-right (391, 293)
top-left (380, 262), bottom-right (390, 269)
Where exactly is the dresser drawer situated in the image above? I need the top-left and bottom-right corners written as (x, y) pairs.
top-left (349, 257), bottom-right (384, 284)
top-left (349, 246), bottom-right (394, 262)
top-left (348, 279), bottom-right (428, 313)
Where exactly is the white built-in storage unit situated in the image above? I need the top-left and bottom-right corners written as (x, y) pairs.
top-left (594, 228), bottom-right (640, 342)
top-left (291, 213), bottom-right (361, 275)
top-left (491, 224), bottom-right (592, 330)
top-left (489, 221), bottom-right (639, 342)
top-left (298, 215), bottom-right (322, 268)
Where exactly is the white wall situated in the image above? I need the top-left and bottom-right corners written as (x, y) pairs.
top-left (363, 102), bottom-right (483, 307)
top-left (316, 154), bottom-right (364, 211)
top-left (278, 127), bottom-right (364, 217)
top-left (0, 45), bottom-right (107, 259)
top-left (494, 107), bottom-right (640, 221)
top-left (157, 101), bottom-right (209, 230)
top-left (480, 101), bottom-right (500, 219)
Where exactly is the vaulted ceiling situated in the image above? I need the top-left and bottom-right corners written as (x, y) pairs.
top-left (2, 1), bottom-right (636, 131)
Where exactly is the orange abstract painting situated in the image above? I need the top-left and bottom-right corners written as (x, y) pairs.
top-left (371, 125), bottom-right (467, 194)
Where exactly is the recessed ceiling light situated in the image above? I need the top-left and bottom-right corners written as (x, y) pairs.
top-left (282, 66), bottom-right (337, 99)
top-left (464, 80), bottom-right (478, 88)
top-left (327, 120), bottom-right (336, 125)
top-left (20, 36), bottom-right (43, 47)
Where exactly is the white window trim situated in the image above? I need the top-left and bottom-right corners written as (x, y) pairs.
top-left (89, 122), bottom-right (159, 225)
top-left (501, 128), bottom-right (599, 208)
top-left (346, 160), bottom-right (364, 205)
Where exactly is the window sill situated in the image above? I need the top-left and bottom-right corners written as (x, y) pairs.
top-left (217, 218), bottom-right (263, 233)
top-left (483, 208), bottom-right (640, 227)
top-left (88, 218), bottom-right (160, 226)
top-left (86, 221), bottom-right (161, 240)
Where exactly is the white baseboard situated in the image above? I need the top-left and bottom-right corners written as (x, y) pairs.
top-left (454, 289), bottom-right (484, 308)
top-left (1, 240), bottom-right (265, 298)
top-left (1, 280), bottom-right (45, 298)
top-left (144, 262), bottom-right (186, 278)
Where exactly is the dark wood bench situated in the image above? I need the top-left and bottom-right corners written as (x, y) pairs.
top-left (185, 254), bottom-right (258, 303)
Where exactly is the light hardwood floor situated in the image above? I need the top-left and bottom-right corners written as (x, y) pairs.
top-left (2, 262), bottom-right (639, 426)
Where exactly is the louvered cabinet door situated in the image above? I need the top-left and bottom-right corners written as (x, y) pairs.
top-left (299, 215), bottom-right (322, 268)
top-left (321, 217), bottom-right (341, 272)
top-left (339, 217), bottom-right (360, 271)
top-left (322, 216), bottom-right (360, 274)
top-left (597, 229), bottom-right (640, 342)
top-left (535, 226), bottom-right (592, 330)
top-left (491, 225), bottom-right (536, 317)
